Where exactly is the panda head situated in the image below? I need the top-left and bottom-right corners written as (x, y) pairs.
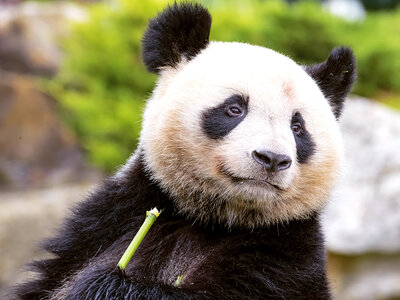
top-left (139, 3), bottom-right (356, 228)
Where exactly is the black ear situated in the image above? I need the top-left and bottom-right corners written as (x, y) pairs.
top-left (305, 47), bottom-right (356, 119)
top-left (142, 2), bottom-right (212, 74)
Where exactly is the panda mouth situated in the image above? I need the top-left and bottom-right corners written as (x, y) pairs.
top-left (232, 176), bottom-right (283, 191)
top-left (220, 167), bottom-right (283, 191)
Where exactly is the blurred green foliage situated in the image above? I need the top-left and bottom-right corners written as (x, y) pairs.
top-left (49, 0), bottom-right (160, 172)
top-left (51, 0), bottom-right (400, 172)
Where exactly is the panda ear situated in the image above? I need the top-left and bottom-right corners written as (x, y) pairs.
top-left (142, 2), bottom-right (212, 74)
top-left (305, 47), bottom-right (356, 119)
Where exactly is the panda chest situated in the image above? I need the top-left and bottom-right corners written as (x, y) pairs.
top-left (157, 246), bottom-right (204, 285)
top-left (155, 235), bottom-right (215, 286)
top-left (121, 222), bottom-right (231, 287)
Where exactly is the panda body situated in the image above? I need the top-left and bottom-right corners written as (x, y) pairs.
top-left (15, 3), bottom-right (356, 300)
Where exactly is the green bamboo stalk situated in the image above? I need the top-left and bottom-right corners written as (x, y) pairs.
top-left (173, 275), bottom-right (183, 287)
top-left (117, 207), bottom-right (161, 270)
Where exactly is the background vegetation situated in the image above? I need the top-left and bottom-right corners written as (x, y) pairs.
top-left (49, 0), bottom-right (400, 172)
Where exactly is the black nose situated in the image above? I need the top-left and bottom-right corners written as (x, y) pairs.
top-left (251, 150), bottom-right (292, 172)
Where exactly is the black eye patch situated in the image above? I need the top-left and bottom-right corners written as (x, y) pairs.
top-left (291, 112), bottom-right (316, 164)
top-left (202, 94), bottom-right (248, 139)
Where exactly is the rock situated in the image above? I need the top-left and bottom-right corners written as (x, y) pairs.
top-left (328, 253), bottom-right (400, 300)
top-left (323, 97), bottom-right (400, 300)
top-left (0, 3), bottom-right (95, 190)
top-left (0, 183), bottom-right (96, 297)
top-left (0, 2), bottom-right (86, 76)
top-left (323, 97), bottom-right (400, 254)
top-left (0, 72), bottom-right (98, 189)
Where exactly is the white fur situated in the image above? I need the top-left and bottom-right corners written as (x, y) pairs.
top-left (137, 41), bottom-right (343, 228)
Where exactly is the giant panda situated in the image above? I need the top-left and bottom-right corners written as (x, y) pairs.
top-left (15, 2), bottom-right (356, 299)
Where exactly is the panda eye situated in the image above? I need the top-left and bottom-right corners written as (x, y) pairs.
top-left (292, 123), bottom-right (302, 134)
top-left (225, 105), bottom-right (243, 117)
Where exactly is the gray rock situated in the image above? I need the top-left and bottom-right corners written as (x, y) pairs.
top-left (0, 72), bottom-right (99, 190)
top-left (0, 183), bottom-right (95, 297)
top-left (329, 253), bottom-right (400, 300)
top-left (323, 97), bottom-right (400, 254)
top-left (0, 2), bottom-right (86, 76)
top-left (0, 3), bottom-right (96, 190)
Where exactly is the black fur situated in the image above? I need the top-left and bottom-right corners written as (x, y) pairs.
top-left (64, 264), bottom-right (200, 299)
top-left (201, 94), bottom-right (248, 139)
top-left (142, 2), bottom-right (212, 73)
top-left (292, 112), bottom-right (316, 164)
top-left (13, 152), bottom-right (331, 299)
top-left (305, 47), bottom-right (356, 119)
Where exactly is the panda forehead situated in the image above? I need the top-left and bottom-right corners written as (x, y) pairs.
top-left (163, 42), bottom-right (322, 109)
top-left (186, 42), bottom-right (307, 84)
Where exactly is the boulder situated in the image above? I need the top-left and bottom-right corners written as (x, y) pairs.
top-left (323, 96), bottom-right (400, 300)
top-left (328, 253), bottom-right (400, 300)
top-left (0, 183), bottom-right (95, 296)
top-left (0, 73), bottom-right (98, 189)
top-left (0, 2), bottom-right (86, 76)
top-left (323, 97), bottom-right (400, 254)
top-left (0, 3), bottom-right (94, 190)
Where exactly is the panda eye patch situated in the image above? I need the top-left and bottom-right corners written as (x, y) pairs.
top-left (225, 105), bottom-right (243, 117)
top-left (202, 94), bottom-right (248, 139)
top-left (291, 123), bottom-right (302, 135)
top-left (291, 111), bottom-right (316, 163)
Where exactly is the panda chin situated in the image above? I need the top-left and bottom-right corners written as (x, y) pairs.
top-left (219, 167), bottom-right (284, 191)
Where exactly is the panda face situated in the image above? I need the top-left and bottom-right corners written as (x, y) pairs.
top-left (141, 42), bottom-right (344, 227)
top-left (137, 3), bottom-right (355, 228)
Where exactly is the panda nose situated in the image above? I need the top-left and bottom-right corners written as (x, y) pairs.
top-left (251, 150), bottom-right (292, 172)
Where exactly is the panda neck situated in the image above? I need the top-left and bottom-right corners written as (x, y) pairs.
top-left (116, 149), bottom-right (173, 214)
